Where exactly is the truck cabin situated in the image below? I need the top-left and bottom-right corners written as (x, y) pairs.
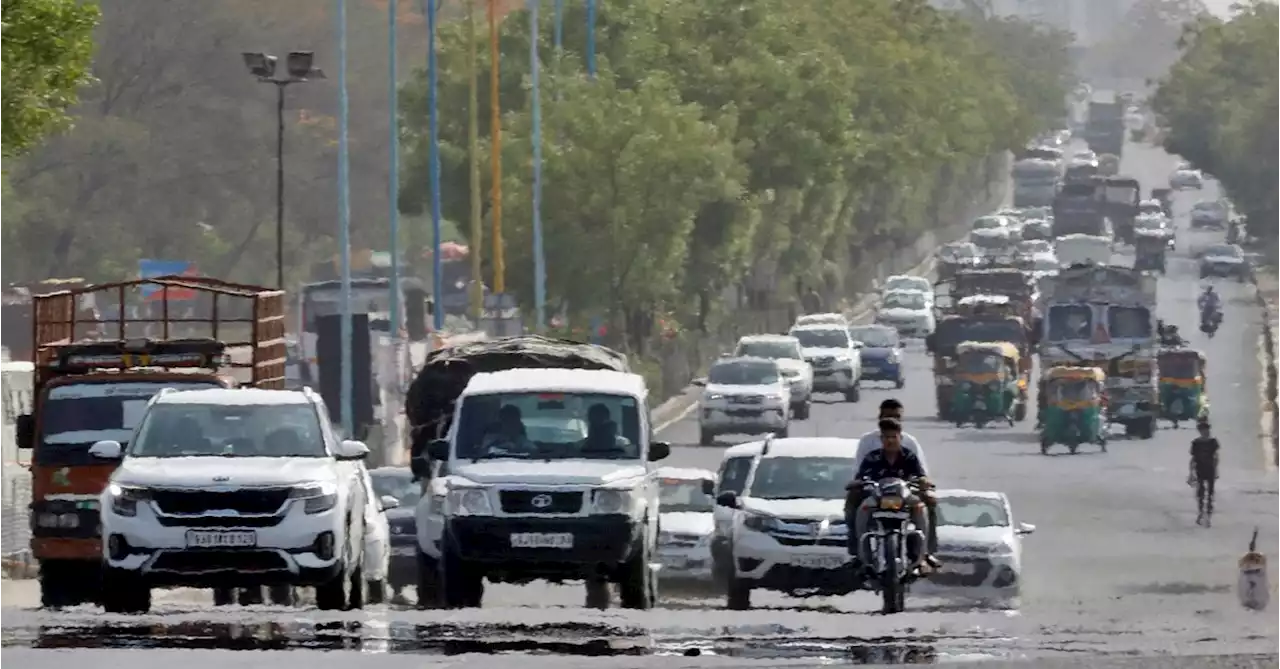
top-left (298, 277), bottom-right (431, 343)
top-left (953, 269), bottom-right (1032, 302)
top-left (1064, 161), bottom-right (1099, 184)
top-left (1102, 177), bottom-right (1141, 210)
top-left (1012, 159), bottom-right (1061, 184)
top-left (927, 316), bottom-right (1027, 359)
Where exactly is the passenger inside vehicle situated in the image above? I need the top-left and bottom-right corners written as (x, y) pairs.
top-left (482, 404), bottom-right (537, 455)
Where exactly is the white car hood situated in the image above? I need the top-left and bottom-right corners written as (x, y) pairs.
top-left (705, 383), bottom-right (783, 397)
top-left (660, 511), bottom-right (714, 536)
top-left (880, 307), bottom-right (927, 319)
top-left (742, 497), bottom-right (845, 521)
top-left (113, 457), bottom-right (337, 488)
top-left (450, 460), bottom-right (646, 486)
top-left (938, 525), bottom-right (1011, 548)
top-left (801, 347), bottom-right (849, 359)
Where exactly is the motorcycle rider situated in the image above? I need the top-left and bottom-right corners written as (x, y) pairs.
top-left (846, 418), bottom-right (934, 575)
top-left (1187, 420), bottom-right (1220, 526)
top-left (854, 399), bottom-right (938, 564)
top-left (1198, 286), bottom-right (1222, 324)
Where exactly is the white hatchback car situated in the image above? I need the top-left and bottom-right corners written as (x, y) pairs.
top-left (787, 324), bottom-right (862, 402)
top-left (654, 467), bottom-right (717, 586)
top-left (916, 489), bottom-right (1034, 606)
top-left (875, 290), bottom-right (935, 338)
top-left (94, 387), bottom-right (371, 614)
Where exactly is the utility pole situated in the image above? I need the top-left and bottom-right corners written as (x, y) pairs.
top-left (489, 0), bottom-right (505, 295)
top-left (467, 0), bottom-right (484, 322)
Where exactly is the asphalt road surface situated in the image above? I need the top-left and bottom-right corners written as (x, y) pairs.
top-left (3, 139), bottom-right (1276, 668)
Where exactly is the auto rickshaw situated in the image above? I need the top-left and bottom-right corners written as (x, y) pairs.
top-left (950, 341), bottom-right (1026, 427)
top-left (1133, 232), bottom-right (1167, 273)
top-left (1039, 366), bottom-right (1108, 455)
top-left (1158, 348), bottom-right (1208, 427)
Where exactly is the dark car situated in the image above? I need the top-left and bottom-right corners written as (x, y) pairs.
top-left (1190, 201), bottom-right (1229, 230)
top-left (369, 466), bottom-right (421, 599)
top-left (848, 324), bottom-right (905, 388)
top-left (1198, 244), bottom-right (1250, 282)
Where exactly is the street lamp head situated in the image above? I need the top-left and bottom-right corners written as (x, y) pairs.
top-left (242, 52), bottom-right (277, 79)
top-left (287, 51), bottom-right (321, 80)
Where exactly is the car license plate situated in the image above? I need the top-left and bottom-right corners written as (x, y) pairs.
top-left (791, 554), bottom-right (846, 570)
top-left (974, 401), bottom-right (986, 410)
top-left (661, 556), bottom-right (688, 569)
top-left (510, 532), bottom-right (574, 549)
top-left (391, 545), bottom-right (415, 556)
top-left (942, 562), bottom-right (977, 575)
top-left (185, 530), bottom-right (256, 548)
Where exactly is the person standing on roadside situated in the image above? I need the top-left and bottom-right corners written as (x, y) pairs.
top-left (1188, 420), bottom-right (1220, 526)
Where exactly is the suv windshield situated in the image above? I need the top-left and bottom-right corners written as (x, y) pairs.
top-left (882, 292), bottom-right (926, 310)
top-left (371, 469), bottom-right (422, 507)
top-left (937, 496), bottom-right (1009, 527)
top-left (660, 478), bottom-right (714, 512)
top-left (708, 360), bottom-right (779, 385)
top-left (736, 340), bottom-right (801, 360)
top-left (455, 391), bottom-right (641, 460)
top-left (972, 217), bottom-right (1002, 230)
top-left (849, 326), bottom-right (899, 348)
top-left (748, 457), bottom-right (857, 500)
top-left (129, 403), bottom-right (327, 458)
top-left (790, 328), bottom-right (849, 349)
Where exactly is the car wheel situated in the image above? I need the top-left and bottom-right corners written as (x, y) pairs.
top-left (268, 585), bottom-right (295, 606)
top-left (439, 543), bottom-right (485, 609)
top-left (894, 376), bottom-right (905, 390)
top-left (416, 550), bottom-right (440, 608)
top-left (617, 542), bottom-right (654, 610)
top-left (585, 579), bottom-right (611, 610)
top-left (792, 401), bottom-right (810, 420)
top-left (315, 562), bottom-right (351, 610)
top-left (347, 564), bottom-right (366, 610)
top-left (726, 577), bottom-right (752, 611)
top-left (100, 568), bottom-right (151, 615)
top-left (698, 428), bottom-right (714, 446)
top-left (774, 424), bottom-right (789, 438)
top-left (366, 579), bottom-right (386, 604)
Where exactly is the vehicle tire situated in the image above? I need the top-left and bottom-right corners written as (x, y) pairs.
top-left (585, 579), bottom-right (611, 610)
top-left (366, 579), bottom-right (385, 605)
top-left (347, 565), bottom-right (366, 610)
top-left (1141, 418), bottom-right (1156, 440)
top-left (845, 384), bottom-right (860, 403)
top-left (1068, 444), bottom-right (1079, 455)
top-left (439, 545), bottom-right (484, 609)
top-left (416, 551), bottom-right (440, 609)
top-left (774, 424), bottom-right (789, 439)
top-left (793, 401), bottom-right (810, 421)
top-left (698, 428), bottom-right (714, 447)
top-left (618, 541), bottom-right (655, 610)
top-left (238, 587), bottom-right (265, 606)
top-left (1039, 437), bottom-right (1049, 455)
top-left (726, 577), bottom-right (752, 611)
top-left (100, 568), bottom-right (151, 615)
top-left (880, 539), bottom-right (904, 615)
top-left (895, 376), bottom-right (905, 390)
top-left (39, 560), bottom-right (72, 609)
top-left (268, 585), bottom-right (295, 606)
top-left (212, 587), bottom-right (235, 607)
top-left (1014, 402), bottom-right (1027, 423)
top-left (315, 563), bottom-right (351, 611)
top-left (711, 548), bottom-right (733, 591)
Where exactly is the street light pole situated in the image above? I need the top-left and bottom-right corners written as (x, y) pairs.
top-left (242, 51), bottom-right (325, 290)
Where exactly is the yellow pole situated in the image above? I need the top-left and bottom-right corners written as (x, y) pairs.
top-left (488, 0), bottom-right (505, 294)
top-left (467, 0), bottom-right (484, 321)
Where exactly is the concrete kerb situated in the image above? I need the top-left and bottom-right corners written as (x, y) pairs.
top-left (1251, 269), bottom-right (1278, 470)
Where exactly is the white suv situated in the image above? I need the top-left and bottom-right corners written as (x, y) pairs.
top-left (417, 368), bottom-right (669, 610)
top-left (733, 335), bottom-right (813, 419)
top-left (695, 357), bottom-right (791, 446)
top-left (93, 387), bottom-right (371, 614)
top-left (713, 437), bottom-right (860, 610)
top-left (788, 324), bottom-right (862, 402)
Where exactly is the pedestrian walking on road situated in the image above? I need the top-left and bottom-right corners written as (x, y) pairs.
top-left (1188, 420), bottom-right (1220, 526)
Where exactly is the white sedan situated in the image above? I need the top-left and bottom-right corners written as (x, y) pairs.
top-left (875, 289), bottom-right (935, 337)
top-left (917, 490), bottom-right (1034, 607)
top-left (1169, 163), bottom-right (1203, 190)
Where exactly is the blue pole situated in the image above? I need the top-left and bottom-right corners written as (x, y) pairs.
top-left (529, 0), bottom-right (546, 333)
top-left (585, 0), bottom-right (597, 79)
top-left (427, 0), bottom-right (445, 333)
top-left (389, 0), bottom-right (402, 341)
top-left (553, 0), bottom-right (563, 52)
top-left (336, 0), bottom-right (354, 437)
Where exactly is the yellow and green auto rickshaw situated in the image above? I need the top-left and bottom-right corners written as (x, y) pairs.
top-left (951, 341), bottom-right (1025, 428)
top-left (1039, 366), bottom-right (1108, 455)
top-left (1158, 348), bottom-right (1208, 427)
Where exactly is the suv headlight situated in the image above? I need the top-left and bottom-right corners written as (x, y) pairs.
top-left (703, 393), bottom-right (725, 402)
top-left (107, 483), bottom-right (151, 517)
top-left (591, 488), bottom-right (634, 515)
top-left (988, 541), bottom-right (1015, 556)
top-left (290, 482), bottom-right (339, 515)
top-left (742, 513), bottom-right (779, 533)
top-left (447, 487), bottom-right (493, 516)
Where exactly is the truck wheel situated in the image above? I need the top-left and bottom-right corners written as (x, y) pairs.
top-left (268, 585), bottom-right (295, 606)
top-left (845, 384), bottom-right (860, 403)
top-left (792, 401), bottom-right (810, 420)
top-left (39, 560), bottom-right (72, 609)
top-left (100, 568), bottom-right (151, 614)
top-left (238, 587), bottom-right (265, 606)
top-left (213, 587), bottom-right (235, 606)
top-left (698, 428), bottom-right (714, 446)
top-left (316, 562), bottom-right (351, 611)
top-left (585, 579), bottom-right (611, 610)
top-left (416, 551), bottom-right (440, 609)
top-left (440, 547), bottom-right (484, 609)
top-left (726, 577), bottom-right (752, 611)
top-left (366, 579), bottom-right (385, 605)
top-left (618, 542), bottom-right (655, 610)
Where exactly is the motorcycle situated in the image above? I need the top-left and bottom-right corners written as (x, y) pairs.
top-left (1199, 307), bottom-right (1222, 337)
top-left (853, 477), bottom-right (928, 614)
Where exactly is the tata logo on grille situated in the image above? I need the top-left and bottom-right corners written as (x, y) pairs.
top-left (531, 494), bottom-right (553, 509)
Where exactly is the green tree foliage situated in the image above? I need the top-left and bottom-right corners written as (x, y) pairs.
top-left (1151, 1), bottom-right (1277, 241)
top-left (399, 0), bottom-right (1071, 343)
top-left (1, 0), bottom-right (100, 158)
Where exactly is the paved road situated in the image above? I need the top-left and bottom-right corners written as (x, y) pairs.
top-left (3, 139), bottom-right (1275, 667)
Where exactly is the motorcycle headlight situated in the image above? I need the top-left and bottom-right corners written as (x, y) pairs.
top-left (742, 513), bottom-right (780, 533)
top-left (447, 487), bottom-right (493, 516)
top-left (108, 483), bottom-right (151, 517)
top-left (592, 488), bottom-right (633, 514)
top-left (879, 496), bottom-right (904, 510)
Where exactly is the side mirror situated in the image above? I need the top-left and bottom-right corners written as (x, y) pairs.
top-left (649, 441), bottom-right (670, 462)
top-left (1016, 522), bottom-right (1036, 536)
top-left (426, 438), bottom-right (450, 461)
top-left (701, 479), bottom-right (715, 496)
top-left (851, 341), bottom-right (864, 349)
top-left (691, 378), bottom-right (706, 387)
top-left (716, 491), bottom-right (739, 508)
top-left (335, 439), bottom-right (370, 461)
top-left (379, 494), bottom-right (400, 511)
top-left (89, 440), bottom-right (123, 460)
top-left (15, 414), bottom-right (33, 449)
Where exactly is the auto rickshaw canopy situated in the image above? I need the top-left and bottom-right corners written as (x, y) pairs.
top-left (956, 340), bottom-right (1019, 361)
top-left (1043, 365), bottom-right (1106, 383)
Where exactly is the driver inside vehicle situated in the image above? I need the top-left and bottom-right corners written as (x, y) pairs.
top-left (482, 404), bottom-right (537, 455)
top-left (581, 403), bottom-right (632, 453)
